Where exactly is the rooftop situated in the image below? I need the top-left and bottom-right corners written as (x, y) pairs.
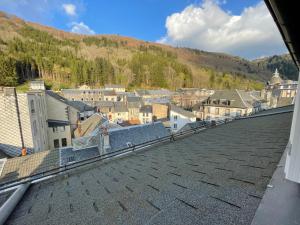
top-left (140, 105), bottom-right (152, 113)
top-left (171, 105), bottom-right (195, 118)
top-left (67, 101), bottom-right (95, 112)
top-left (3, 109), bottom-right (293, 225)
top-left (204, 89), bottom-right (256, 109)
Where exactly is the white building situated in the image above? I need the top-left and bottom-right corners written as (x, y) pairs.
top-left (139, 105), bottom-right (153, 124)
top-left (170, 105), bottom-right (196, 133)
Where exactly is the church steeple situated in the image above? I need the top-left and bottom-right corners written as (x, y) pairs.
top-left (270, 68), bottom-right (282, 85)
top-left (273, 68), bottom-right (280, 77)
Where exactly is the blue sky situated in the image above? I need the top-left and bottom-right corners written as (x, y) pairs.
top-left (0, 0), bottom-right (287, 59)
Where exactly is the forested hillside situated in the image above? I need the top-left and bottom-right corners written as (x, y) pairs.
top-left (0, 11), bottom-right (296, 91)
top-left (253, 54), bottom-right (298, 81)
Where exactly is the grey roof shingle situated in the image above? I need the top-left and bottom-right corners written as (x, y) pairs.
top-left (5, 112), bottom-right (293, 225)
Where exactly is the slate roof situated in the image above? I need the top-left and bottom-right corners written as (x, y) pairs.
top-left (203, 89), bottom-right (255, 109)
top-left (108, 122), bottom-right (170, 151)
top-left (67, 101), bottom-right (95, 112)
top-left (140, 105), bottom-right (152, 113)
top-left (127, 96), bottom-right (142, 103)
top-left (4, 111), bottom-right (293, 225)
top-left (171, 104), bottom-right (195, 118)
top-left (46, 91), bottom-right (84, 111)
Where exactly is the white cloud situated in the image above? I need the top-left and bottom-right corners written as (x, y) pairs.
top-left (159, 0), bottom-right (287, 59)
top-left (62, 3), bottom-right (76, 16)
top-left (70, 22), bottom-right (95, 35)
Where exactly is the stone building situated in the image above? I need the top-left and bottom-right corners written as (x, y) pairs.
top-left (262, 69), bottom-right (298, 108)
top-left (172, 88), bottom-right (214, 109)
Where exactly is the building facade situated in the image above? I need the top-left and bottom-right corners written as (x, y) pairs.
top-left (170, 105), bottom-right (196, 133)
top-left (0, 87), bottom-right (49, 156)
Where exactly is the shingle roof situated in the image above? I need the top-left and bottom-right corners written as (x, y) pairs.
top-left (171, 104), bottom-right (195, 118)
top-left (3, 111), bottom-right (293, 225)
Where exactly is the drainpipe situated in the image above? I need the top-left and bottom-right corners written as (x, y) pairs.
top-left (0, 183), bottom-right (30, 225)
top-left (13, 88), bottom-right (25, 155)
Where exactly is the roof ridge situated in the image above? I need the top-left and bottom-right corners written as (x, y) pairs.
top-left (235, 89), bottom-right (248, 108)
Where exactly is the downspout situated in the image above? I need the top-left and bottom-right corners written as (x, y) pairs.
top-left (14, 89), bottom-right (25, 152)
top-left (0, 183), bottom-right (30, 225)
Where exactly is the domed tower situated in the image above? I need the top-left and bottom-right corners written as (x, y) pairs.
top-left (270, 68), bottom-right (283, 85)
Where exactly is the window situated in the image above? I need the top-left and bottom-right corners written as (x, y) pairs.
top-left (30, 100), bottom-right (35, 113)
top-left (236, 110), bottom-right (242, 117)
top-left (174, 115), bottom-right (177, 121)
top-left (61, 138), bottom-right (67, 147)
top-left (54, 139), bottom-right (59, 148)
top-left (225, 109), bottom-right (230, 116)
top-left (173, 123), bottom-right (177, 129)
top-left (207, 107), bottom-right (210, 113)
top-left (109, 107), bottom-right (112, 112)
top-left (53, 127), bottom-right (58, 133)
top-left (215, 108), bottom-right (219, 115)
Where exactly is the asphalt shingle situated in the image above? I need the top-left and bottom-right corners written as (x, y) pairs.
top-left (5, 112), bottom-right (292, 225)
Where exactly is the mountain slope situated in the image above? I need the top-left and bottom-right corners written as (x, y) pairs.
top-left (0, 11), bottom-right (293, 90)
top-left (253, 54), bottom-right (298, 81)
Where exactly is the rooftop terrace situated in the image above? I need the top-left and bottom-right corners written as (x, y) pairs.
top-left (3, 110), bottom-right (293, 225)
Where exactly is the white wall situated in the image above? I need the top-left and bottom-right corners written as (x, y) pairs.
top-left (170, 110), bottom-right (196, 133)
top-left (285, 71), bottom-right (300, 183)
top-left (48, 125), bottom-right (72, 149)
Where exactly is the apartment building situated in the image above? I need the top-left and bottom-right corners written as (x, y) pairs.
top-left (0, 87), bottom-right (49, 156)
top-left (193, 89), bottom-right (257, 121)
